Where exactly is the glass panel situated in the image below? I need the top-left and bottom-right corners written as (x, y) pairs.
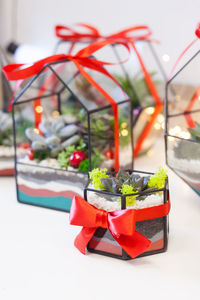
top-left (86, 176), bottom-right (166, 257)
top-left (13, 87), bottom-right (89, 210)
top-left (14, 66), bottom-right (65, 103)
top-left (89, 102), bottom-right (132, 172)
top-left (167, 135), bottom-right (200, 195)
top-left (167, 111), bottom-right (200, 138)
top-left (167, 50), bottom-right (200, 115)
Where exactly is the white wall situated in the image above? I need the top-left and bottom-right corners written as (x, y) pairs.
top-left (1, 0), bottom-right (200, 76)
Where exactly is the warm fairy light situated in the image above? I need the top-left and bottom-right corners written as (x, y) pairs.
top-left (52, 110), bottom-right (60, 118)
top-left (146, 107), bottom-right (155, 115)
top-left (33, 128), bottom-right (40, 134)
top-left (161, 122), bottom-right (165, 129)
top-left (169, 126), bottom-right (191, 140)
top-left (121, 122), bottom-right (127, 129)
top-left (121, 129), bottom-right (128, 136)
top-left (169, 125), bottom-right (181, 136)
top-left (179, 131), bottom-right (190, 139)
top-left (147, 150), bottom-right (153, 156)
top-left (35, 105), bottom-right (43, 114)
top-left (157, 114), bottom-right (164, 123)
top-left (168, 136), bottom-right (175, 142)
top-left (162, 54), bottom-right (170, 62)
top-left (154, 122), bottom-right (161, 130)
top-left (198, 96), bottom-right (200, 101)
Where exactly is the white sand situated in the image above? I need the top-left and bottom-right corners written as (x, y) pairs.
top-left (87, 184), bottom-right (164, 212)
top-left (167, 149), bottom-right (200, 174)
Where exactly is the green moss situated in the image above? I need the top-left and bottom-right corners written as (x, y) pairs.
top-left (89, 168), bottom-right (109, 190)
top-left (119, 184), bottom-right (138, 206)
top-left (148, 167), bottom-right (167, 190)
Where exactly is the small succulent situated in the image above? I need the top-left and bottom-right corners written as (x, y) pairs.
top-left (0, 111), bottom-right (13, 146)
top-left (115, 71), bottom-right (160, 108)
top-left (89, 167), bottom-right (167, 206)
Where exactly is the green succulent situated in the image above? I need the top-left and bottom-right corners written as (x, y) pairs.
top-left (188, 122), bottom-right (200, 141)
top-left (89, 168), bottom-right (167, 205)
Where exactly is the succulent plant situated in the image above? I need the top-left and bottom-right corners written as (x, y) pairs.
top-left (115, 71), bottom-right (160, 108)
top-left (89, 167), bottom-right (167, 206)
top-left (188, 122), bottom-right (200, 141)
top-left (25, 115), bottom-right (81, 161)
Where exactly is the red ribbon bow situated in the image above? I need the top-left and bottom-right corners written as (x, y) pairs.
top-left (70, 195), bottom-right (170, 259)
top-left (55, 23), bottom-right (162, 157)
top-left (3, 40), bottom-right (131, 171)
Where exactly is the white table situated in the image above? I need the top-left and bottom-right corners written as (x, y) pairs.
top-left (0, 139), bottom-right (200, 300)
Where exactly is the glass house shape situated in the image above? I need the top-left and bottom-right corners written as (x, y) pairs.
top-left (165, 48), bottom-right (200, 196)
top-left (84, 170), bottom-right (169, 260)
top-left (55, 38), bottom-right (167, 157)
top-left (12, 59), bottom-right (133, 212)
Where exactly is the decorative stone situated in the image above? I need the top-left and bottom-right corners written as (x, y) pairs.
top-left (62, 135), bottom-right (80, 148)
top-left (58, 124), bottom-right (78, 139)
top-left (25, 128), bottom-right (45, 143)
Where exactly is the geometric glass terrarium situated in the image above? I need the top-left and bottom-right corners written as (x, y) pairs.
top-left (165, 47), bottom-right (200, 195)
top-left (83, 169), bottom-right (169, 260)
top-left (12, 59), bottom-right (133, 211)
top-left (55, 33), bottom-right (166, 157)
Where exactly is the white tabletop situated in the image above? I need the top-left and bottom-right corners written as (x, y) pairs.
top-left (0, 139), bottom-right (200, 300)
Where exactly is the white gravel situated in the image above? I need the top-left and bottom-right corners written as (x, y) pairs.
top-left (168, 149), bottom-right (200, 174)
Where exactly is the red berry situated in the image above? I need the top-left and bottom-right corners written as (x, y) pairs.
top-left (27, 149), bottom-right (34, 160)
top-left (104, 149), bottom-right (114, 159)
top-left (19, 142), bottom-right (30, 149)
top-left (70, 151), bottom-right (87, 168)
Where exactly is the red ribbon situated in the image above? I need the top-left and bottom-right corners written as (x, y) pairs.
top-left (168, 23), bottom-right (200, 129)
top-left (55, 24), bottom-right (162, 157)
top-left (70, 195), bottom-right (170, 259)
top-left (3, 40), bottom-right (131, 171)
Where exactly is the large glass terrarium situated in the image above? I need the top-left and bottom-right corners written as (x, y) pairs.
top-left (55, 33), bottom-right (166, 157)
top-left (12, 59), bottom-right (133, 211)
top-left (165, 47), bottom-right (200, 196)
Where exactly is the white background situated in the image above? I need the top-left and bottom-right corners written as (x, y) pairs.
top-left (1, 0), bottom-right (200, 75)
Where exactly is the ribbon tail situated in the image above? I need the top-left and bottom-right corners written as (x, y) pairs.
top-left (74, 227), bottom-right (96, 254)
top-left (117, 231), bottom-right (151, 259)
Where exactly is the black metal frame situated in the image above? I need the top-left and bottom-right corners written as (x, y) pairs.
top-left (12, 59), bottom-right (134, 211)
top-left (84, 169), bottom-right (169, 260)
top-left (164, 49), bottom-right (200, 195)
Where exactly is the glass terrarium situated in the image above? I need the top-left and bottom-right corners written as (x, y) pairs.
top-left (0, 48), bottom-right (16, 175)
top-left (165, 47), bottom-right (200, 196)
top-left (55, 33), bottom-right (166, 157)
top-left (12, 59), bottom-right (133, 211)
top-left (83, 168), bottom-right (169, 260)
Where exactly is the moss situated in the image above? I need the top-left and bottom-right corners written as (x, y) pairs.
top-left (119, 184), bottom-right (138, 206)
top-left (148, 167), bottom-right (167, 190)
top-left (89, 168), bottom-right (109, 190)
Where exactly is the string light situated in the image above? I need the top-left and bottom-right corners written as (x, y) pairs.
top-left (52, 110), bottom-right (60, 118)
top-left (162, 54), bottom-right (170, 62)
top-left (146, 107), bottom-right (155, 115)
top-left (35, 105), bottom-right (43, 114)
top-left (121, 129), bottom-right (128, 136)
top-left (33, 128), bottom-right (40, 134)
top-left (154, 122), bottom-right (161, 130)
top-left (121, 122), bottom-right (127, 129)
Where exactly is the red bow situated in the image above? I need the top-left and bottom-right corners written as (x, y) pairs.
top-left (3, 40), bottom-right (130, 171)
top-left (70, 195), bottom-right (170, 259)
top-left (55, 23), bottom-right (162, 157)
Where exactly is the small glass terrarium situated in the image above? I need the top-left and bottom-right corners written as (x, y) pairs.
top-left (165, 47), bottom-right (200, 196)
top-left (12, 59), bottom-right (133, 211)
top-left (55, 32), bottom-right (166, 157)
top-left (83, 168), bottom-right (169, 259)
